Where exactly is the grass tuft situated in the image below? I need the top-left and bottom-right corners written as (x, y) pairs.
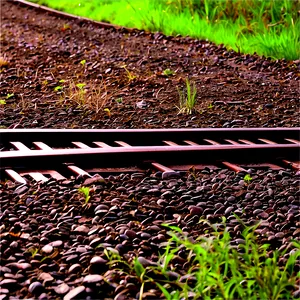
top-left (177, 78), bottom-right (197, 114)
top-left (104, 217), bottom-right (300, 299)
top-left (0, 55), bottom-right (9, 67)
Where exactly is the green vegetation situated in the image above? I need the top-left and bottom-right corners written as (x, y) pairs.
top-left (244, 173), bottom-right (253, 184)
top-left (78, 186), bottom-right (91, 204)
top-left (121, 64), bottom-right (137, 81)
top-left (163, 68), bottom-right (175, 76)
top-left (177, 78), bottom-right (197, 114)
top-left (104, 218), bottom-right (300, 299)
top-left (53, 78), bottom-right (110, 113)
top-left (29, 0), bottom-right (299, 60)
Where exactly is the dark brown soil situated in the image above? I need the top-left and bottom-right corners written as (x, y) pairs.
top-left (1, 0), bottom-right (299, 129)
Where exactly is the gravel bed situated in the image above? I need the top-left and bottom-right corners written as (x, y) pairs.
top-left (1, 168), bottom-right (299, 299)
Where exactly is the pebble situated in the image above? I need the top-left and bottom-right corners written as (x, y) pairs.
top-left (224, 206), bottom-right (234, 216)
top-left (63, 286), bottom-right (85, 300)
top-left (38, 272), bottom-right (54, 284)
top-left (73, 225), bottom-right (89, 234)
top-left (28, 282), bottom-right (44, 296)
top-left (162, 171), bottom-right (180, 180)
top-left (54, 283), bottom-right (70, 295)
top-left (41, 244), bottom-right (53, 254)
top-left (253, 200), bottom-right (262, 207)
top-left (189, 206), bottom-right (203, 215)
top-left (1, 156), bottom-right (299, 299)
top-left (0, 279), bottom-right (18, 291)
top-left (125, 229), bottom-right (136, 239)
top-left (68, 264), bottom-right (82, 274)
top-left (83, 274), bottom-right (103, 284)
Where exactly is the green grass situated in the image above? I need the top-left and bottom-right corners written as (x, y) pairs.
top-left (29, 0), bottom-right (299, 60)
top-left (104, 217), bottom-right (300, 299)
top-left (177, 78), bottom-right (197, 115)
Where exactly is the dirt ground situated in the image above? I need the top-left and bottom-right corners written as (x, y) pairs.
top-left (1, 0), bottom-right (299, 130)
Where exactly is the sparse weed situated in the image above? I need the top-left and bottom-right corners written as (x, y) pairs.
top-left (0, 55), bottom-right (9, 67)
top-left (177, 78), bottom-right (197, 114)
top-left (115, 97), bottom-right (123, 104)
top-left (54, 85), bottom-right (63, 92)
top-left (244, 173), bottom-right (253, 184)
top-left (28, 247), bottom-right (39, 258)
top-left (55, 79), bottom-right (109, 113)
top-left (103, 107), bottom-right (111, 117)
top-left (6, 93), bottom-right (14, 99)
top-left (121, 64), bottom-right (137, 81)
top-left (163, 68), bottom-right (175, 76)
top-left (78, 186), bottom-right (91, 205)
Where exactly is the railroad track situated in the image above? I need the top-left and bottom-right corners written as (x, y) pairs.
top-left (10, 0), bottom-right (134, 31)
top-left (0, 128), bottom-right (299, 184)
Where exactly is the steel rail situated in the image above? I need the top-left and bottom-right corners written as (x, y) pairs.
top-left (1, 128), bottom-right (299, 182)
top-left (1, 143), bottom-right (299, 168)
top-left (0, 128), bottom-right (299, 146)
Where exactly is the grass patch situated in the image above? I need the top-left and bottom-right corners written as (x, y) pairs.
top-left (104, 217), bottom-right (300, 299)
top-left (29, 0), bottom-right (299, 60)
top-left (177, 78), bottom-right (197, 114)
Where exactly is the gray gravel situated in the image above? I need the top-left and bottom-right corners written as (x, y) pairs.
top-left (0, 167), bottom-right (299, 299)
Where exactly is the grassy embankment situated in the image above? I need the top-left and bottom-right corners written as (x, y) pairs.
top-left (30, 0), bottom-right (299, 60)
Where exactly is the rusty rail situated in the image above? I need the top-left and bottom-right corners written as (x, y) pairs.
top-left (0, 128), bottom-right (299, 183)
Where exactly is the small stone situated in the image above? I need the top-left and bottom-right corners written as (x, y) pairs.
top-left (6, 262), bottom-right (31, 271)
top-left (136, 100), bottom-right (147, 109)
top-left (162, 171), bottom-right (180, 180)
top-left (95, 204), bottom-right (109, 212)
top-left (38, 292), bottom-right (49, 300)
top-left (63, 286), bottom-right (85, 300)
top-left (264, 103), bottom-right (274, 109)
top-left (253, 209), bottom-right (263, 215)
top-left (245, 193), bottom-right (252, 200)
top-left (83, 274), bottom-right (103, 284)
top-left (54, 283), bottom-right (70, 295)
top-left (49, 240), bottom-right (63, 247)
top-left (259, 212), bottom-right (269, 219)
top-left (275, 232), bottom-right (284, 239)
top-left (83, 174), bottom-right (105, 185)
top-left (140, 232), bottom-right (151, 240)
top-left (227, 196), bottom-right (236, 202)
top-left (41, 245), bottom-right (53, 254)
top-left (28, 281), bottom-right (44, 296)
top-left (189, 206), bottom-right (203, 215)
top-left (90, 256), bottom-right (107, 265)
top-left (73, 225), bottom-right (89, 234)
top-left (137, 257), bottom-right (156, 267)
top-left (68, 264), bottom-right (82, 274)
top-left (253, 200), bottom-right (262, 207)
top-left (125, 229), bottom-right (136, 239)
top-left (293, 290), bottom-right (300, 298)
top-left (38, 272), bottom-right (54, 284)
top-left (147, 189), bottom-right (160, 195)
top-left (224, 206), bottom-right (234, 216)
top-left (0, 279), bottom-right (18, 291)
top-left (0, 289), bottom-right (9, 294)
